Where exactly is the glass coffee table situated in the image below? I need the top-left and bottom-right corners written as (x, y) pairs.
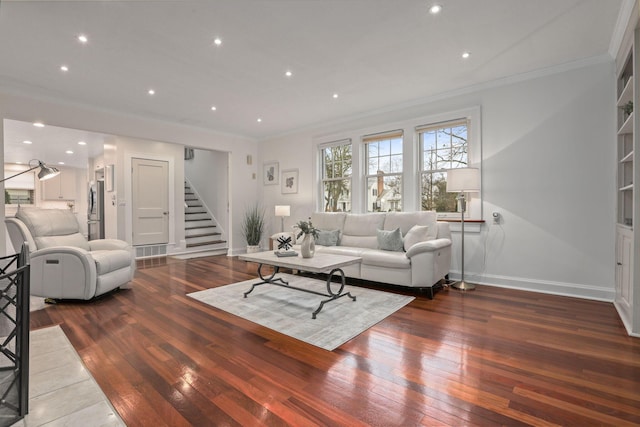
top-left (238, 251), bottom-right (362, 319)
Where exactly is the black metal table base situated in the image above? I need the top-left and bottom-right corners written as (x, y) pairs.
top-left (243, 264), bottom-right (356, 319)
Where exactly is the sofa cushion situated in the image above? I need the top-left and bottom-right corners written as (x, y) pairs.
top-left (361, 250), bottom-right (411, 269)
top-left (316, 229), bottom-right (340, 246)
top-left (383, 211), bottom-right (438, 239)
top-left (341, 213), bottom-right (385, 249)
top-left (403, 225), bottom-right (430, 251)
top-left (314, 245), bottom-right (367, 258)
top-left (310, 212), bottom-right (347, 232)
top-left (16, 208), bottom-right (90, 251)
top-left (91, 249), bottom-right (134, 275)
top-left (377, 228), bottom-right (404, 251)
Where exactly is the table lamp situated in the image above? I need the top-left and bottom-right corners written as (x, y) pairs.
top-left (275, 205), bottom-right (290, 232)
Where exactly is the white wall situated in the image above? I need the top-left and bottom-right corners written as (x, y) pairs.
top-left (260, 59), bottom-right (616, 301)
top-left (0, 90), bottom-right (259, 256)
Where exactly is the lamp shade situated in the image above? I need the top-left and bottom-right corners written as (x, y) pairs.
top-left (37, 162), bottom-right (60, 181)
top-left (275, 205), bottom-right (290, 217)
top-left (446, 168), bottom-right (480, 193)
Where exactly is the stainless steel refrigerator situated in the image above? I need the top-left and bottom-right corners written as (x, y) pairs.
top-left (88, 181), bottom-right (105, 240)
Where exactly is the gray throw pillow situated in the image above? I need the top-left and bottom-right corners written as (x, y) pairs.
top-left (316, 229), bottom-right (340, 246)
top-left (377, 228), bottom-right (404, 252)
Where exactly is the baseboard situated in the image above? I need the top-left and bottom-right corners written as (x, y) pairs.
top-left (449, 271), bottom-right (615, 302)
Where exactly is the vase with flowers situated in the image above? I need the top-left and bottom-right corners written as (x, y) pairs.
top-left (295, 217), bottom-right (319, 258)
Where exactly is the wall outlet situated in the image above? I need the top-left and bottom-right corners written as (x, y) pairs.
top-left (492, 212), bottom-right (500, 224)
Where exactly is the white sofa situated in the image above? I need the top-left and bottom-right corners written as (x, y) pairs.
top-left (5, 207), bottom-right (135, 300)
top-left (276, 211), bottom-right (451, 298)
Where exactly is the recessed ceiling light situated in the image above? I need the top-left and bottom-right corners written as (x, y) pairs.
top-left (332, 93), bottom-right (339, 99)
top-left (58, 162), bottom-right (65, 165)
top-left (78, 141), bottom-right (86, 145)
top-left (429, 4), bottom-right (442, 14)
top-left (214, 37), bottom-right (222, 46)
top-left (285, 70), bottom-right (292, 77)
top-left (257, 118), bottom-right (262, 123)
top-left (77, 34), bottom-right (88, 44)
top-left (148, 89), bottom-right (155, 95)
top-left (33, 122), bottom-right (45, 128)
top-left (15, 161), bottom-right (22, 164)
top-left (65, 150), bottom-right (74, 154)
top-left (22, 140), bottom-right (32, 144)
top-left (60, 65), bottom-right (69, 72)
top-left (211, 106), bottom-right (217, 111)
top-left (462, 51), bottom-right (471, 59)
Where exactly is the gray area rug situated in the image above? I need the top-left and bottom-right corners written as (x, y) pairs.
top-left (188, 273), bottom-right (414, 351)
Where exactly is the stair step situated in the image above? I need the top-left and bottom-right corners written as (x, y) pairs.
top-left (186, 240), bottom-right (226, 248)
top-left (186, 232), bottom-right (221, 239)
top-left (185, 224), bottom-right (217, 230)
top-left (185, 211), bottom-right (207, 215)
top-left (185, 218), bottom-right (214, 222)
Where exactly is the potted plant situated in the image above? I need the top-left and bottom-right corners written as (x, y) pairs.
top-left (295, 217), bottom-right (319, 258)
top-left (241, 204), bottom-right (265, 253)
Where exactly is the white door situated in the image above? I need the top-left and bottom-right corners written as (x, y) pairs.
top-left (132, 158), bottom-right (169, 245)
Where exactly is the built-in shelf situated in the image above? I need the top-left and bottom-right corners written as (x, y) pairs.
top-left (618, 78), bottom-right (633, 107)
top-left (620, 151), bottom-right (634, 162)
top-left (619, 113), bottom-right (634, 134)
top-left (619, 184), bottom-right (634, 191)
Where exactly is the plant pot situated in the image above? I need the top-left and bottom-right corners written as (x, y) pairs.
top-left (300, 234), bottom-right (315, 258)
top-left (246, 245), bottom-right (260, 254)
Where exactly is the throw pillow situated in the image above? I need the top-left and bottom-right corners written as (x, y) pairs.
top-left (377, 228), bottom-right (404, 252)
top-left (403, 225), bottom-right (430, 251)
top-left (316, 229), bottom-right (340, 246)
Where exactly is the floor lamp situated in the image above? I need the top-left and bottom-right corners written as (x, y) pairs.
top-left (446, 167), bottom-right (480, 291)
top-left (274, 205), bottom-right (290, 232)
top-left (1, 159), bottom-right (60, 183)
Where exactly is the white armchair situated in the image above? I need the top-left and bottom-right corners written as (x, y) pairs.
top-left (5, 207), bottom-right (135, 300)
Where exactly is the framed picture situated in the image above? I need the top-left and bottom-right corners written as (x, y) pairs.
top-left (281, 169), bottom-right (298, 194)
top-left (263, 161), bottom-right (279, 185)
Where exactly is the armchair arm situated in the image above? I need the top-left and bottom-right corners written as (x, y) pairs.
top-left (88, 239), bottom-right (130, 251)
top-left (405, 238), bottom-right (452, 258)
top-left (30, 246), bottom-right (97, 300)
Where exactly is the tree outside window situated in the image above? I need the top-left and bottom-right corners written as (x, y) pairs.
top-left (420, 121), bottom-right (468, 213)
top-left (321, 142), bottom-right (352, 212)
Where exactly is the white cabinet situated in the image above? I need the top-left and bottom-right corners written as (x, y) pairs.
top-left (616, 226), bottom-right (633, 323)
top-left (614, 14), bottom-right (640, 336)
top-left (41, 167), bottom-right (77, 201)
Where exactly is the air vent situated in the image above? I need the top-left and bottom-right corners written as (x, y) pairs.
top-left (135, 245), bottom-right (167, 259)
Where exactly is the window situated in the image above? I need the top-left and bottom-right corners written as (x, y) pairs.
top-left (419, 119), bottom-right (468, 214)
top-left (364, 130), bottom-right (403, 212)
top-left (320, 140), bottom-right (352, 212)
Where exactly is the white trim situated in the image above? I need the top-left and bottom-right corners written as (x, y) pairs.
top-left (448, 271), bottom-right (615, 302)
top-left (609, 0), bottom-right (636, 58)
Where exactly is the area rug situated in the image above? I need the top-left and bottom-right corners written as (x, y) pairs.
top-left (187, 273), bottom-right (414, 351)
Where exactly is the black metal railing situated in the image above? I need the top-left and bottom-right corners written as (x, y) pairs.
top-left (0, 244), bottom-right (30, 426)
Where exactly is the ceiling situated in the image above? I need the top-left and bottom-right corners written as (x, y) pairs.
top-left (0, 0), bottom-right (628, 151)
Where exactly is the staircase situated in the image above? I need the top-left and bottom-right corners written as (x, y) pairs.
top-left (184, 181), bottom-right (227, 251)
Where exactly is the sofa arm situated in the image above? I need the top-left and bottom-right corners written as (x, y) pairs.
top-left (30, 246), bottom-right (97, 300)
top-left (88, 239), bottom-right (130, 251)
top-left (405, 238), bottom-right (452, 258)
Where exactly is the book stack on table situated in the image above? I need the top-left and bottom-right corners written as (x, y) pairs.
top-left (274, 250), bottom-right (298, 257)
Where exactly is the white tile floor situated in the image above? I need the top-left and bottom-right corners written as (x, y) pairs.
top-left (11, 325), bottom-right (125, 427)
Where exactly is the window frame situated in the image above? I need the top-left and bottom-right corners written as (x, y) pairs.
top-left (417, 108), bottom-right (481, 219)
top-left (362, 130), bottom-right (404, 212)
top-left (318, 139), bottom-right (353, 213)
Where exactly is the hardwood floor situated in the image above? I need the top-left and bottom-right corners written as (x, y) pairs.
top-left (30, 255), bottom-right (640, 426)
